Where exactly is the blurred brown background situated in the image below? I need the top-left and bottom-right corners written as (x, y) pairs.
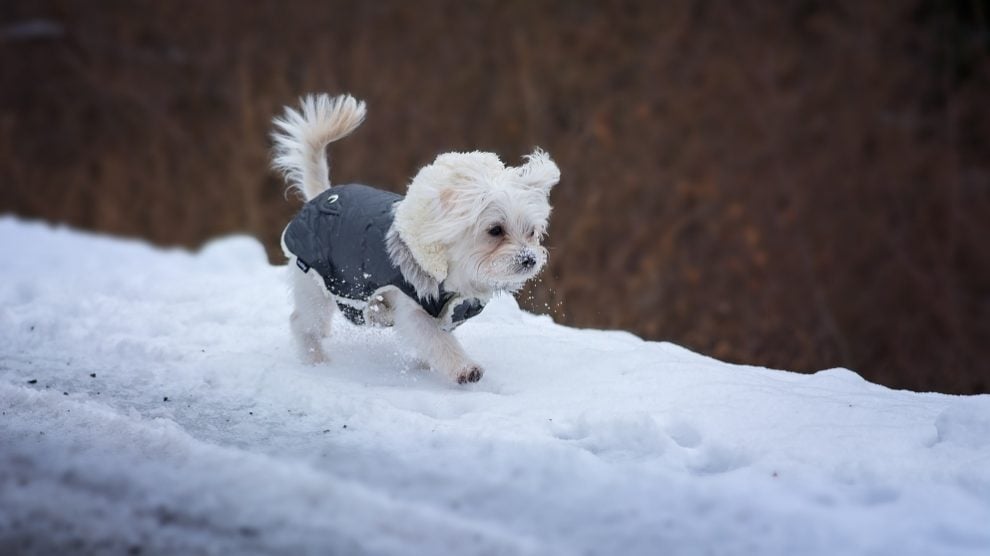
top-left (2, 0), bottom-right (988, 393)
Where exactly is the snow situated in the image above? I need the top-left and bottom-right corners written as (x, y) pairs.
top-left (1, 215), bottom-right (989, 555)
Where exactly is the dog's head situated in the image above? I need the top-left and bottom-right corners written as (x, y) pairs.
top-left (393, 149), bottom-right (559, 297)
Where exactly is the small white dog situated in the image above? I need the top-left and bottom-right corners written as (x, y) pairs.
top-left (271, 94), bottom-right (559, 383)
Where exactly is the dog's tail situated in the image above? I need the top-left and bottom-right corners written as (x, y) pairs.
top-left (271, 93), bottom-right (367, 201)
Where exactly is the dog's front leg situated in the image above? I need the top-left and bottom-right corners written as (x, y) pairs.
top-left (388, 292), bottom-right (483, 384)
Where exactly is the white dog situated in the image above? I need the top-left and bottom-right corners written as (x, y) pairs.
top-left (271, 94), bottom-right (559, 383)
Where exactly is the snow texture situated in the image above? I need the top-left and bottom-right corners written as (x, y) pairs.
top-left (1, 216), bottom-right (989, 555)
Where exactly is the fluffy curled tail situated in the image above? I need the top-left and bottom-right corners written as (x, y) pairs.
top-left (271, 93), bottom-right (367, 201)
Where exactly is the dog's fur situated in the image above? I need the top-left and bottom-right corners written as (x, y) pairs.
top-left (271, 94), bottom-right (559, 383)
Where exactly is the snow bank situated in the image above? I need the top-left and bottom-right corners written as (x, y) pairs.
top-left (1, 216), bottom-right (988, 555)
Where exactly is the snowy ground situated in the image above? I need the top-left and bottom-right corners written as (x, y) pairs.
top-left (1, 216), bottom-right (989, 556)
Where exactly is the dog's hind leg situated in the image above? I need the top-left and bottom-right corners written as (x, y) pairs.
top-left (288, 263), bottom-right (334, 364)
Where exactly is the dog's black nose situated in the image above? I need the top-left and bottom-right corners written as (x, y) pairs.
top-left (519, 254), bottom-right (536, 270)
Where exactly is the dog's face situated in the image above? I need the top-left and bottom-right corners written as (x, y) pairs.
top-left (396, 150), bottom-right (559, 296)
top-left (447, 184), bottom-right (551, 292)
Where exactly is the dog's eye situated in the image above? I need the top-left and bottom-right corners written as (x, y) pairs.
top-left (488, 225), bottom-right (504, 237)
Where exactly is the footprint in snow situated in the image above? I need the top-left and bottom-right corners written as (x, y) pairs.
top-left (550, 412), bottom-right (668, 460)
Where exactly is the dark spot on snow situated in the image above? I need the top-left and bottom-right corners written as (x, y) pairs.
top-left (128, 545), bottom-right (142, 555)
top-left (238, 526), bottom-right (260, 537)
top-left (772, 471), bottom-right (779, 478)
top-left (27, 379), bottom-right (37, 384)
top-left (323, 429), bottom-right (331, 433)
top-left (156, 507), bottom-right (178, 524)
top-left (342, 424), bottom-right (347, 429)
top-left (163, 396), bottom-right (169, 402)
top-left (249, 411), bottom-right (254, 415)
top-left (63, 392), bottom-right (68, 396)
top-left (89, 373), bottom-right (96, 378)
top-left (29, 325), bottom-right (34, 331)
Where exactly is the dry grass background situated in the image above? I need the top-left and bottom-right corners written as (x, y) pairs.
top-left (2, 0), bottom-right (988, 393)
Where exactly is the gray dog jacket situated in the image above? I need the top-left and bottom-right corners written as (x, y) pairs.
top-left (281, 184), bottom-right (485, 329)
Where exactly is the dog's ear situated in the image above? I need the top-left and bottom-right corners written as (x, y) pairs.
top-left (438, 186), bottom-right (459, 211)
top-left (516, 148), bottom-right (560, 195)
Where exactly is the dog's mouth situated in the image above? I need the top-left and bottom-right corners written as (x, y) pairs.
top-left (515, 265), bottom-right (541, 281)
top-left (488, 268), bottom-right (541, 292)
top-left (477, 251), bottom-right (545, 293)
top-left (490, 281), bottom-right (526, 294)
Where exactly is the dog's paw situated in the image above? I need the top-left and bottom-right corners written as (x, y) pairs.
top-left (301, 347), bottom-right (327, 365)
top-left (455, 365), bottom-right (484, 384)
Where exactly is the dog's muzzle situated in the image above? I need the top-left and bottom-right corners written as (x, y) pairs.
top-left (515, 251), bottom-right (537, 272)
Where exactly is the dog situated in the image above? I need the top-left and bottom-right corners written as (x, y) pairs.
top-left (271, 94), bottom-right (559, 384)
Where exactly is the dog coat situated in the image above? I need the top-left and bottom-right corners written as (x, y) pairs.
top-left (281, 184), bottom-right (486, 329)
